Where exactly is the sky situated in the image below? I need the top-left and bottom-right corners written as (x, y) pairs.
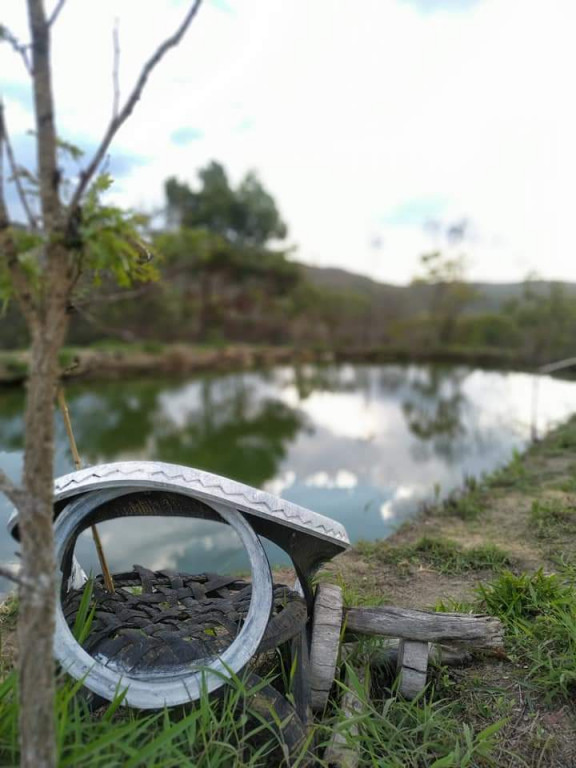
top-left (1, 0), bottom-right (575, 285)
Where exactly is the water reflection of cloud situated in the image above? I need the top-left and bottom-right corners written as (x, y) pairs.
top-left (75, 517), bottom-right (247, 576)
top-left (3, 365), bottom-right (576, 594)
top-left (380, 486), bottom-right (415, 521)
top-left (281, 389), bottom-right (401, 441)
top-left (264, 469), bottom-right (296, 497)
top-left (305, 469), bottom-right (358, 489)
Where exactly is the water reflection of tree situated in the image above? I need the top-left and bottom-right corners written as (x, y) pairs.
top-left (66, 381), bottom-right (162, 459)
top-left (290, 364), bottom-right (365, 400)
top-left (402, 366), bottom-right (470, 460)
top-left (0, 376), bottom-right (305, 490)
top-left (0, 389), bottom-right (28, 451)
top-left (156, 393), bottom-right (303, 487)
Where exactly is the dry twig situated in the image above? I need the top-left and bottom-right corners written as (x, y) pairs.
top-left (68, 0), bottom-right (203, 213)
top-left (0, 104), bottom-right (38, 229)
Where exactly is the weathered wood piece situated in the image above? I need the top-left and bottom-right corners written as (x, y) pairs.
top-left (291, 626), bottom-right (312, 726)
top-left (323, 660), bottom-right (370, 768)
top-left (345, 606), bottom-right (504, 650)
top-left (396, 640), bottom-right (430, 699)
top-left (310, 583), bottom-right (343, 712)
top-left (368, 639), bottom-right (473, 669)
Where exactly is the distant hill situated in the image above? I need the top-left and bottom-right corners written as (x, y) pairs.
top-left (302, 264), bottom-right (576, 316)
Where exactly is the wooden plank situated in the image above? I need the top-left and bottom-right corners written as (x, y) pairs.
top-left (291, 626), bottom-right (312, 726)
top-left (397, 640), bottom-right (429, 700)
top-left (323, 659), bottom-right (370, 768)
top-left (309, 583), bottom-right (343, 712)
top-left (345, 606), bottom-right (503, 649)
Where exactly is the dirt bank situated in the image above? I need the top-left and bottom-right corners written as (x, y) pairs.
top-left (0, 342), bottom-right (543, 386)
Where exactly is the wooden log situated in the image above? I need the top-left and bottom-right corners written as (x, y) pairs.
top-left (344, 606), bottom-right (503, 650)
top-left (396, 640), bottom-right (429, 700)
top-left (323, 660), bottom-right (370, 768)
top-left (309, 583), bottom-right (343, 712)
top-left (368, 639), bottom-right (473, 669)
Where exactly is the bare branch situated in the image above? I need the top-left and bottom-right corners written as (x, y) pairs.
top-left (0, 104), bottom-right (38, 230)
top-left (112, 19), bottom-right (120, 119)
top-left (72, 303), bottom-right (138, 342)
top-left (0, 468), bottom-right (25, 509)
top-left (68, 0), bottom-right (203, 214)
top-left (0, 104), bottom-right (7, 226)
top-left (0, 25), bottom-right (32, 74)
top-left (27, 0), bottom-right (61, 231)
top-left (0, 563), bottom-right (39, 592)
top-left (47, 0), bottom-right (67, 27)
top-left (75, 282), bottom-right (156, 306)
top-left (0, 104), bottom-right (37, 323)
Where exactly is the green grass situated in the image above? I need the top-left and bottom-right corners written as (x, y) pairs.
top-left (356, 536), bottom-right (512, 576)
top-left (477, 567), bottom-right (576, 701)
top-left (0, 597), bottom-right (17, 678)
top-left (540, 416), bottom-right (576, 455)
top-left (555, 472), bottom-right (576, 493)
top-left (0, 584), bottom-right (507, 767)
top-left (441, 489), bottom-right (485, 520)
top-left (0, 597), bottom-right (17, 630)
top-left (320, 664), bottom-right (504, 767)
top-left (2, 357), bottom-right (28, 378)
top-left (0, 659), bottom-right (506, 768)
top-left (530, 498), bottom-right (576, 540)
top-left (487, 450), bottom-right (531, 490)
top-left (0, 667), bottom-right (316, 768)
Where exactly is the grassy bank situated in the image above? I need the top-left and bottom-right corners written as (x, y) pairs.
top-left (322, 415), bottom-right (576, 766)
top-left (0, 340), bottom-right (547, 386)
top-left (2, 418), bottom-right (576, 765)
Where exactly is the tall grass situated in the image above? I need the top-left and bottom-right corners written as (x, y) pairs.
top-left (0, 668), bottom-right (313, 768)
top-left (477, 567), bottom-right (576, 701)
top-left (318, 665), bottom-right (505, 768)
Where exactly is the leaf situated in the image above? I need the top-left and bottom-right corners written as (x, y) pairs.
top-left (56, 137), bottom-right (84, 161)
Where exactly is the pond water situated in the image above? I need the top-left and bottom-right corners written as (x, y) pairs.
top-left (1, 364), bottom-right (575, 592)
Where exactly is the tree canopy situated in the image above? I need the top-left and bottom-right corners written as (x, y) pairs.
top-left (165, 162), bottom-right (287, 247)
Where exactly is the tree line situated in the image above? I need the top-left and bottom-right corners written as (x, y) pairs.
top-left (4, 163), bottom-right (574, 366)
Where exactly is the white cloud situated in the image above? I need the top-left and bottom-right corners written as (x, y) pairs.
top-left (2, 0), bottom-right (575, 284)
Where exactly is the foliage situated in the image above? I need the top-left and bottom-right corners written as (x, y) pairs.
top-left (412, 252), bottom-right (478, 345)
top-left (454, 313), bottom-right (521, 350)
top-left (154, 164), bottom-right (303, 342)
top-left (80, 174), bottom-right (158, 288)
top-left (503, 279), bottom-right (576, 362)
top-left (165, 162), bottom-right (287, 247)
top-left (0, 174), bottom-right (157, 311)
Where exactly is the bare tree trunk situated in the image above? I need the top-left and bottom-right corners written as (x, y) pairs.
top-left (1, 3), bottom-right (203, 765)
top-left (18, 251), bottom-right (70, 768)
top-left (18, 335), bottom-right (60, 768)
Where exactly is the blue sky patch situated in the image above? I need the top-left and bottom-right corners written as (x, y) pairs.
top-left (399, 0), bottom-right (482, 13)
top-left (210, 0), bottom-right (234, 13)
top-left (383, 197), bottom-right (448, 228)
top-left (171, 126), bottom-right (204, 145)
top-left (1, 82), bottom-right (33, 113)
top-left (234, 118), bottom-right (254, 134)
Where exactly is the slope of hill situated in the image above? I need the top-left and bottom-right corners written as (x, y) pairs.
top-left (302, 264), bottom-right (576, 316)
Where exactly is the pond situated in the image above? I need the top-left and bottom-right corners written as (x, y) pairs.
top-left (1, 364), bottom-right (575, 593)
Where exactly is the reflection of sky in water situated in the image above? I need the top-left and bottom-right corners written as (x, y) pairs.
top-left (1, 365), bottom-right (575, 593)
